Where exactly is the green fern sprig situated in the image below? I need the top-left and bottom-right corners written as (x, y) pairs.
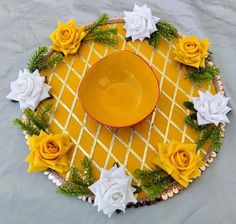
top-left (12, 118), bottom-right (40, 136)
top-left (196, 127), bottom-right (213, 150)
top-left (34, 102), bottom-right (53, 131)
top-left (27, 46), bottom-right (63, 73)
top-left (209, 126), bottom-right (223, 152)
top-left (156, 20), bottom-right (178, 41)
top-left (183, 102), bottom-right (223, 151)
top-left (84, 13), bottom-right (118, 46)
top-left (12, 102), bottom-right (53, 136)
top-left (57, 157), bottom-right (94, 197)
top-left (86, 13), bottom-right (110, 35)
top-left (81, 156), bottom-right (94, 186)
top-left (149, 20), bottom-right (178, 48)
top-left (194, 125), bottom-right (222, 151)
top-left (27, 46), bottom-right (48, 73)
top-left (57, 184), bottom-right (91, 197)
top-left (186, 65), bottom-right (220, 84)
top-left (183, 102), bottom-right (206, 131)
top-left (135, 168), bottom-right (173, 200)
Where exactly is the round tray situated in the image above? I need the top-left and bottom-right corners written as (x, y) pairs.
top-left (42, 17), bottom-right (225, 206)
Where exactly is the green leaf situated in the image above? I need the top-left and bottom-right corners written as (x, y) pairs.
top-left (149, 31), bottom-right (160, 48)
top-left (135, 168), bottom-right (172, 200)
top-left (147, 20), bottom-right (177, 48)
top-left (184, 114), bottom-right (206, 131)
top-left (12, 118), bottom-right (40, 136)
top-left (112, 162), bottom-right (120, 168)
top-left (84, 13), bottom-right (118, 46)
top-left (57, 157), bottom-right (95, 197)
top-left (132, 185), bottom-right (142, 194)
top-left (12, 102), bottom-right (53, 136)
top-left (125, 37), bottom-right (132, 42)
top-left (86, 13), bottom-right (109, 35)
top-left (211, 126), bottom-right (223, 152)
top-left (81, 156), bottom-right (94, 186)
top-left (27, 46), bottom-right (48, 73)
top-left (27, 46), bottom-right (63, 73)
top-left (35, 102), bottom-right (53, 131)
top-left (183, 101), bottom-right (197, 112)
top-left (186, 65), bottom-right (220, 84)
top-left (57, 183), bottom-right (91, 197)
top-left (196, 127), bottom-right (213, 150)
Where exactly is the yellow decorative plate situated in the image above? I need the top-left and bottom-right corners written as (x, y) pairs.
top-left (44, 18), bottom-right (224, 202)
top-left (78, 50), bottom-right (160, 128)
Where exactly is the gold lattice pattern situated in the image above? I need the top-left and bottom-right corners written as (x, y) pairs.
top-left (45, 23), bottom-right (216, 191)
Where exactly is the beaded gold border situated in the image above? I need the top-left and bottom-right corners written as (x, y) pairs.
top-left (23, 17), bottom-right (226, 208)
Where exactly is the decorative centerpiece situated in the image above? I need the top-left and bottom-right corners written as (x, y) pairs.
top-left (7, 4), bottom-right (231, 217)
top-left (78, 50), bottom-right (160, 127)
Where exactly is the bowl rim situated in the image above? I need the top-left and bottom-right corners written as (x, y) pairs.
top-left (78, 50), bottom-right (160, 128)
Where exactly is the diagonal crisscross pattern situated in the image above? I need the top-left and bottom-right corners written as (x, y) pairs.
top-left (46, 22), bottom-right (217, 185)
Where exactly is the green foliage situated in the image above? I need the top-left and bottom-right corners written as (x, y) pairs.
top-left (12, 102), bottom-right (53, 136)
top-left (183, 99), bottom-right (223, 152)
top-left (113, 162), bottom-right (120, 167)
top-left (149, 31), bottom-right (160, 48)
top-left (86, 13), bottom-right (109, 35)
top-left (27, 46), bottom-right (63, 73)
top-left (34, 103), bottom-right (53, 131)
top-left (132, 185), bottom-right (142, 194)
top-left (57, 157), bottom-right (94, 197)
top-left (56, 185), bottom-right (90, 197)
top-left (185, 114), bottom-right (206, 131)
top-left (135, 168), bottom-right (173, 200)
top-left (149, 20), bottom-right (178, 48)
top-left (209, 126), bottom-right (223, 152)
top-left (196, 126), bottom-right (213, 150)
top-left (125, 37), bottom-right (132, 42)
top-left (183, 102), bottom-right (206, 131)
top-left (186, 65), bottom-right (220, 84)
top-left (84, 13), bottom-right (118, 46)
top-left (183, 101), bottom-right (197, 112)
top-left (12, 118), bottom-right (40, 136)
top-left (195, 125), bottom-right (222, 151)
top-left (81, 156), bottom-right (95, 186)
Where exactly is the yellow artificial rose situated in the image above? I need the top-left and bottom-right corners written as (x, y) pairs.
top-left (174, 35), bottom-right (211, 68)
top-left (152, 140), bottom-right (203, 187)
top-left (24, 131), bottom-right (73, 173)
top-left (49, 19), bottom-right (87, 56)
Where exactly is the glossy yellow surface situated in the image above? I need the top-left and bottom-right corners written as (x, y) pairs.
top-left (45, 22), bottom-right (217, 197)
top-left (79, 51), bottom-right (159, 127)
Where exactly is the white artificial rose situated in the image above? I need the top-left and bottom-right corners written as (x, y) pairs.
top-left (89, 165), bottom-right (137, 217)
top-left (124, 4), bottom-right (160, 41)
top-left (192, 91), bottom-right (231, 126)
top-left (7, 69), bottom-right (51, 111)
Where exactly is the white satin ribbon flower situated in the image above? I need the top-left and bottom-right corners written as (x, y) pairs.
top-left (124, 4), bottom-right (160, 41)
top-left (7, 69), bottom-right (51, 111)
top-left (192, 91), bottom-right (231, 126)
top-left (89, 165), bottom-right (137, 217)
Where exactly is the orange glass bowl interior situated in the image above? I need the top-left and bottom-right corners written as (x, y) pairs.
top-left (78, 51), bottom-right (160, 128)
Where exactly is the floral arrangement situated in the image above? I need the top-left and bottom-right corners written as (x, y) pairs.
top-left (6, 4), bottom-right (231, 217)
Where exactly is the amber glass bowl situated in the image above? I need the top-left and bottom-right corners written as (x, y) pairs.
top-left (78, 51), bottom-right (160, 128)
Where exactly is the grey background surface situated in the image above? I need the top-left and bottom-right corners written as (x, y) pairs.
top-left (0, 0), bottom-right (235, 223)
